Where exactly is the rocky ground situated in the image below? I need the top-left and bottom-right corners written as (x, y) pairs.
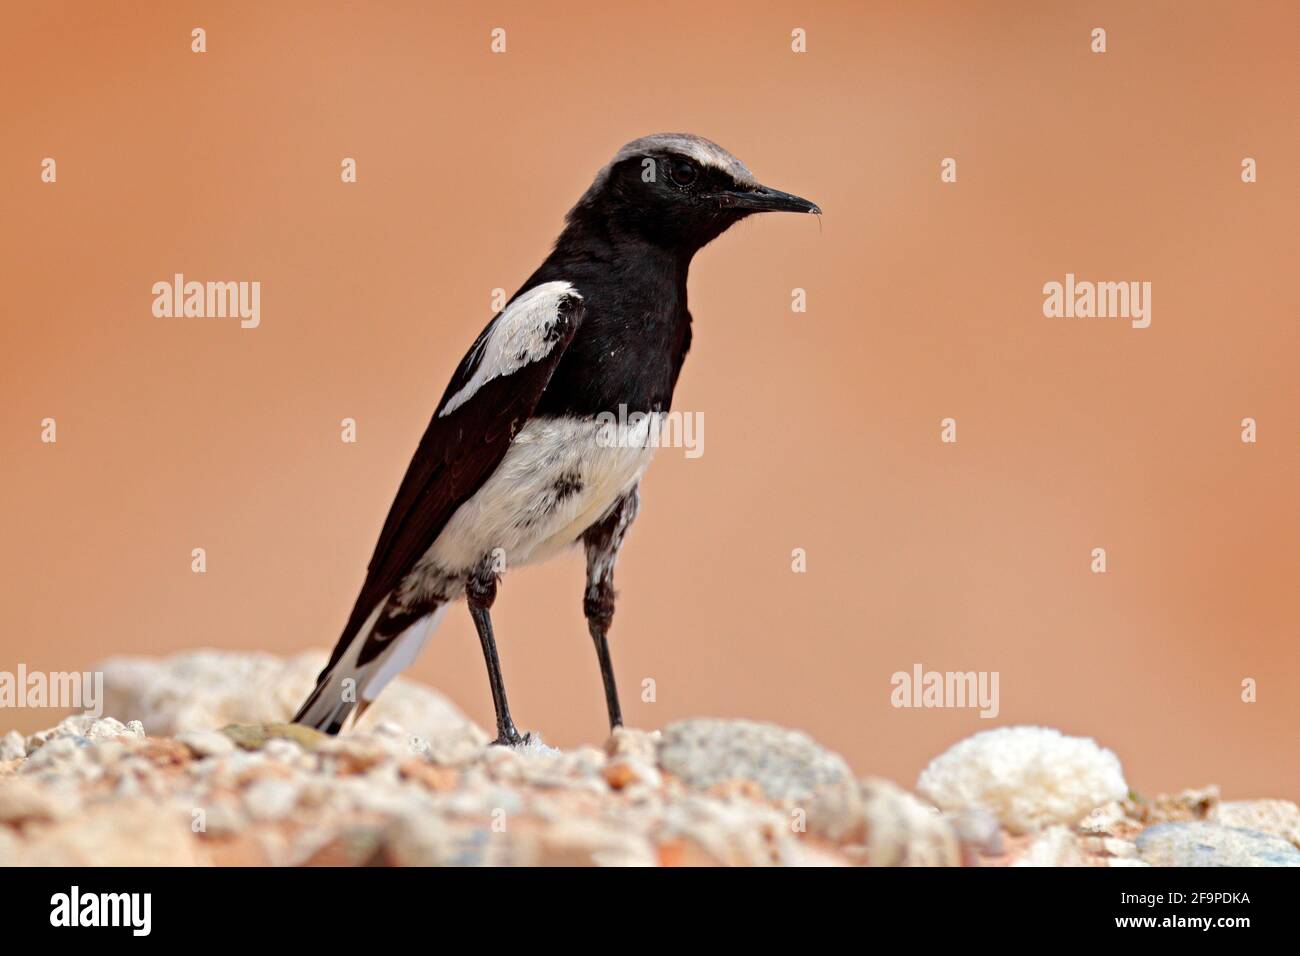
top-left (1, 651), bottom-right (1296, 867)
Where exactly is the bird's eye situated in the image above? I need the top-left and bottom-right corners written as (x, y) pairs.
top-left (669, 159), bottom-right (697, 186)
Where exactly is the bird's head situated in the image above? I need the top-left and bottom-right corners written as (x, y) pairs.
top-left (571, 133), bottom-right (820, 254)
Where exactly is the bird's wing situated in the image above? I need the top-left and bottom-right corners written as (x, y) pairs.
top-left (320, 282), bottom-right (585, 675)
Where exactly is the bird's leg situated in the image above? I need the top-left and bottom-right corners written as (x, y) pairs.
top-left (466, 563), bottom-right (528, 747)
top-left (584, 581), bottom-right (622, 730)
top-left (582, 488), bottom-right (639, 733)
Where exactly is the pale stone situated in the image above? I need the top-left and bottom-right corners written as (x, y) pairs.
top-left (658, 718), bottom-right (852, 802)
top-left (0, 778), bottom-right (79, 823)
top-left (176, 730), bottom-right (236, 758)
top-left (1137, 822), bottom-right (1300, 867)
top-left (0, 730), bottom-right (26, 761)
top-left (97, 650), bottom-right (488, 755)
top-left (8, 802), bottom-right (201, 866)
top-left (918, 726), bottom-right (1127, 834)
top-left (243, 778), bottom-right (301, 822)
top-left (1013, 825), bottom-right (1087, 867)
top-left (1210, 800), bottom-right (1300, 848)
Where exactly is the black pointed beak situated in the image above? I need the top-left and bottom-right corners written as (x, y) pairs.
top-left (713, 183), bottom-right (821, 215)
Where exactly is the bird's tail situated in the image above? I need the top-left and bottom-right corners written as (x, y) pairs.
top-left (293, 601), bottom-right (447, 734)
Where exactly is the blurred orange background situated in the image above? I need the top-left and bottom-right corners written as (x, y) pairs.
top-left (1, 1), bottom-right (1296, 799)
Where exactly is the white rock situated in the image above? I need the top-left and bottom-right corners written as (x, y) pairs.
top-left (176, 730), bottom-right (236, 758)
top-left (93, 741), bottom-right (127, 766)
top-left (513, 733), bottom-right (562, 758)
top-left (0, 778), bottom-right (80, 823)
top-left (0, 730), bottom-right (26, 761)
top-left (96, 650), bottom-right (489, 755)
top-left (243, 778), bottom-right (301, 822)
top-left (1211, 800), bottom-right (1300, 848)
top-left (857, 778), bottom-right (963, 866)
top-left (200, 800), bottom-right (248, 836)
top-left (917, 726), bottom-right (1127, 834)
top-left (1013, 825), bottom-right (1086, 867)
top-left (661, 793), bottom-right (800, 866)
top-left (5, 801), bottom-right (201, 866)
top-left (0, 827), bottom-right (20, 865)
top-left (263, 738), bottom-right (311, 765)
top-left (950, 807), bottom-right (1003, 856)
top-left (87, 717), bottom-right (143, 740)
top-left (658, 718), bottom-right (853, 802)
top-left (25, 714), bottom-right (143, 753)
top-left (23, 737), bottom-right (92, 773)
top-left (1078, 799), bottom-right (1127, 834)
top-left (536, 819), bottom-right (658, 866)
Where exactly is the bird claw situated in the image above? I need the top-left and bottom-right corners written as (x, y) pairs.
top-left (492, 729), bottom-right (531, 748)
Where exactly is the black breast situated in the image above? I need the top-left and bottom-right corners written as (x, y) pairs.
top-left (520, 249), bottom-right (693, 419)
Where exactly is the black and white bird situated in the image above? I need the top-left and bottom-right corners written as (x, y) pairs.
top-left (294, 133), bottom-right (819, 743)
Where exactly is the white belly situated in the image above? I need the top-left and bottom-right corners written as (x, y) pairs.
top-left (425, 414), bottom-right (659, 572)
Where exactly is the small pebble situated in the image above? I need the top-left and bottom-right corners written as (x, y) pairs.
top-left (176, 730), bottom-right (237, 758)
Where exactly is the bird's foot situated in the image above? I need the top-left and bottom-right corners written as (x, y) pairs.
top-left (491, 727), bottom-right (531, 748)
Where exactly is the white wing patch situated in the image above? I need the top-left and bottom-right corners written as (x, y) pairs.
top-left (438, 281), bottom-right (580, 417)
